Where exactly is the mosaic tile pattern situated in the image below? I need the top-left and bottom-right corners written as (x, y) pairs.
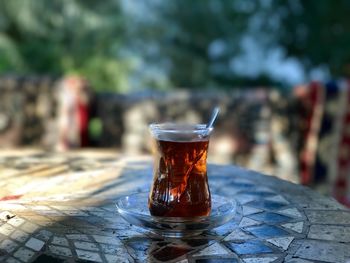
top-left (0, 150), bottom-right (349, 262)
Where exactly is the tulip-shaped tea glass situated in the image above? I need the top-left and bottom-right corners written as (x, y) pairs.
top-left (148, 123), bottom-right (213, 217)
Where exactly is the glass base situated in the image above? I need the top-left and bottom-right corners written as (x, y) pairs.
top-left (116, 192), bottom-right (240, 238)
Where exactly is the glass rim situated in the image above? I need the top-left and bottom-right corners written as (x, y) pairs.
top-left (149, 122), bottom-right (213, 134)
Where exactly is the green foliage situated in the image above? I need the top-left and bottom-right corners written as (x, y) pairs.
top-left (0, 0), bottom-right (350, 90)
top-left (127, 0), bottom-right (350, 87)
top-left (125, 0), bottom-right (257, 89)
top-left (273, 0), bottom-right (350, 77)
top-left (89, 117), bottom-right (102, 140)
top-left (0, 0), bottom-right (130, 91)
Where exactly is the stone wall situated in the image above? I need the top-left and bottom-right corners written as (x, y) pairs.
top-left (0, 76), bottom-right (298, 181)
top-left (96, 90), bottom-right (269, 154)
top-left (0, 75), bottom-right (57, 148)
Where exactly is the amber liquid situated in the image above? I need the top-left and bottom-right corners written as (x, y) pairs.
top-left (148, 139), bottom-right (211, 217)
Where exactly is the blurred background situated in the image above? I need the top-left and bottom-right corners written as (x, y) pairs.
top-left (0, 0), bottom-right (350, 205)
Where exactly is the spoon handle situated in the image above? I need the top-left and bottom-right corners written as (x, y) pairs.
top-left (207, 107), bottom-right (220, 129)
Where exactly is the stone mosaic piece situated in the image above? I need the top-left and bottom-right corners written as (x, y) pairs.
top-left (294, 239), bottom-right (350, 263)
top-left (62, 210), bottom-right (89, 217)
top-left (195, 259), bottom-right (238, 263)
top-left (99, 244), bottom-right (128, 255)
top-left (49, 245), bottom-right (72, 257)
top-left (284, 259), bottom-right (313, 263)
top-left (213, 220), bottom-right (239, 236)
top-left (254, 187), bottom-right (275, 193)
top-left (5, 257), bottom-right (22, 263)
top-left (80, 206), bottom-right (105, 212)
top-left (242, 206), bottom-right (263, 216)
top-left (76, 249), bottom-right (103, 262)
top-left (66, 234), bottom-right (91, 241)
top-left (305, 210), bottom-right (350, 225)
top-left (219, 185), bottom-right (241, 196)
top-left (264, 195), bottom-right (289, 204)
top-left (229, 181), bottom-right (255, 189)
top-left (243, 256), bottom-right (279, 263)
top-left (225, 240), bottom-right (273, 255)
top-left (90, 211), bottom-right (108, 217)
top-left (246, 225), bottom-right (289, 238)
top-left (104, 253), bottom-right (132, 263)
top-left (11, 230), bottom-right (29, 243)
top-left (51, 236), bottom-right (69, 247)
top-left (234, 194), bottom-right (257, 205)
top-left (281, 222), bottom-right (303, 234)
top-left (0, 239), bottom-right (19, 253)
top-left (278, 208), bottom-right (303, 218)
top-left (74, 241), bottom-right (99, 251)
top-left (21, 222), bottom-right (39, 233)
top-left (224, 229), bottom-right (255, 241)
top-left (308, 225), bottom-right (350, 242)
top-left (193, 242), bottom-right (231, 257)
top-left (239, 218), bottom-right (261, 228)
top-left (266, 236), bottom-right (294, 250)
top-left (25, 238), bottom-right (45, 251)
top-left (34, 230), bottom-right (52, 241)
top-left (246, 200), bottom-right (287, 211)
top-left (7, 217), bottom-right (25, 227)
top-left (248, 212), bottom-right (292, 224)
top-left (239, 191), bottom-right (275, 197)
top-left (0, 224), bottom-right (15, 236)
top-left (92, 235), bottom-right (121, 245)
top-left (115, 229), bottom-right (144, 239)
top-left (13, 247), bottom-right (35, 262)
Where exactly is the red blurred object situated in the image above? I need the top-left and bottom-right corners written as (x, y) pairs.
top-left (298, 82), bottom-right (324, 185)
top-left (296, 80), bottom-right (350, 207)
top-left (57, 75), bottom-right (91, 150)
top-left (0, 195), bottom-right (22, 201)
top-left (77, 100), bottom-right (89, 147)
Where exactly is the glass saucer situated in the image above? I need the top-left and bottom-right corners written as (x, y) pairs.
top-left (116, 192), bottom-right (240, 238)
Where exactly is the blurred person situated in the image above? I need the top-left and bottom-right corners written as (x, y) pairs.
top-left (56, 75), bottom-right (91, 151)
top-left (294, 80), bottom-right (350, 207)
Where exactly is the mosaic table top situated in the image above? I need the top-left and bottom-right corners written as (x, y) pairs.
top-left (0, 149), bottom-right (349, 263)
